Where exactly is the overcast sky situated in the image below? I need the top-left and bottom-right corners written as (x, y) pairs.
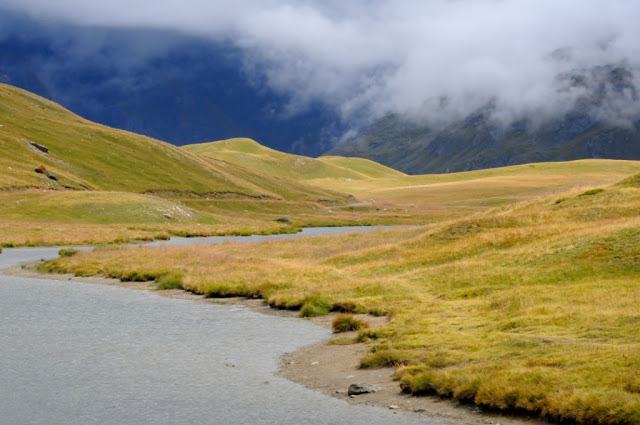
top-left (2, 0), bottom-right (639, 126)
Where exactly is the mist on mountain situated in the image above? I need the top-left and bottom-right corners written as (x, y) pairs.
top-left (1, 1), bottom-right (639, 164)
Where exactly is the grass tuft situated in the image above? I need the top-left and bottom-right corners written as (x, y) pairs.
top-left (156, 272), bottom-right (183, 290)
top-left (58, 248), bottom-right (79, 257)
top-left (332, 314), bottom-right (369, 333)
top-left (300, 295), bottom-right (331, 317)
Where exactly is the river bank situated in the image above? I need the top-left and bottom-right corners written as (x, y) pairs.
top-left (3, 262), bottom-right (543, 425)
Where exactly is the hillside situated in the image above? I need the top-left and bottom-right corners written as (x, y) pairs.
top-left (330, 65), bottom-right (640, 174)
top-left (183, 138), bottom-right (404, 181)
top-left (0, 83), bottom-right (346, 203)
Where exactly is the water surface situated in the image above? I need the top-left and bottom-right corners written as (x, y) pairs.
top-left (0, 229), bottom-right (447, 425)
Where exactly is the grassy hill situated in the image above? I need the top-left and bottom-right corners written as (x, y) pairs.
top-left (46, 174), bottom-right (640, 424)
top-left (183, 138), bottom-right (404, 181)
top-left (0, 84), bottom-right (346, 203)
top-left (184, 137), bottom-right (640, 224)
top-left (0, 84), bottom-right (387, 245)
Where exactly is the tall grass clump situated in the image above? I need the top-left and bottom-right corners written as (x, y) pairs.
top-left (58, 248), bottom-right (79, 257)
top-left (300, 295), bottom-right (331, 317)
top-left (332, 314), bottom-right (369, 333)
top-left (156, 272), bottom-right (183, 290)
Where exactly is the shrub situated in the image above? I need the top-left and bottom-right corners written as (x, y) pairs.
top-left (1, 242), bottom-right (14, 248)
top-left (58, 248), bottom-right (79, 257)
top-left (554, 197), bottom-right (568, 204)
top-left (332, 314), bottom-right (369, 333)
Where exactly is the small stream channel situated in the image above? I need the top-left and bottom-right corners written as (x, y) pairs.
top-left (0, 227), bottom-right (448, 425)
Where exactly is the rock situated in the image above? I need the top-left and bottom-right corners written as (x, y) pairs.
top-left (30, 142), bottom-right (49, 153)
top-left (47, 173), bottom-right (57, 181)
top-left (35, 165), bottom-right (46, 174)
top-left (163, 213), bottom-right (173, 219)
top-left (347, 383), bottom-right (378, 395)
top-left (389, 405), bottom-right (399, 410)
top-left (275, 217), bottom-right (291, 223)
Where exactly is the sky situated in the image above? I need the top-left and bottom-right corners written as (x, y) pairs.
top-left (2, 0), bottom-right (639, 128)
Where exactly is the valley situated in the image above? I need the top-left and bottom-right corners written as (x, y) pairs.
top-left (2, 83), bottom-right (640, 424)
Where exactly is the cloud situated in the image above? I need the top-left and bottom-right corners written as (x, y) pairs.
top-left (2, 0), bottom-right (640, 126)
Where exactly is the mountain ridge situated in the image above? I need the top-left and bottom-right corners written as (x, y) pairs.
top-left (330, 64), bottom-right (640, 174)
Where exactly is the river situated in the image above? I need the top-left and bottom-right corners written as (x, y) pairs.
top-left (0, 228), bottom-right (448, 425)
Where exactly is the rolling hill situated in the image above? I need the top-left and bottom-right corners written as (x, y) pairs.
top-left (0, 83), bottom-right (346, 203)
top-left (182, 138), bottom-right (404, 182)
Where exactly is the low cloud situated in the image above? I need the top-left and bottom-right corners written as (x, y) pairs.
top-left (2, 0), bottom-right (640, 127)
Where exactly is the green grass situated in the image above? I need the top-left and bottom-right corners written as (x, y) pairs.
top-left (156, 272), bottom-right (183, 290)
top-left (332, 315), bottom-right (369, 333)
top-left (0, 84), bottom-right (348, 204)
top-left (579, 188), bottom-right (605, 196)
top-left (58, 248), bottom-right (79, 257)
top-left (183, 138), bottom-right (404, 181)
top-left (0, 191), bottom-right (220, 225)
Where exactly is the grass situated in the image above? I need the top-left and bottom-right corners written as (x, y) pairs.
top-left (0, 84), bottom-right (349, 203)
top-left (332, 315), bottom-right (369, 333)
top-left (6, 82), bottom-right (640, 422)
top-left (58, 248), bottom-right (78, 257)
top-left (41, 180), bottom-right (640, 424)
top-left (156, 272), bottom-right (183, 290)
top-left (4, 84), bottom-right (640, 245)
top-left (183, 138), bottom-right (404, 182)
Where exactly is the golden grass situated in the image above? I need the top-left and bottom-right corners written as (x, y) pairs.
top-left (183, 138), bottom-right (404, 181)
top-left (306, 160), bottom-right (640, 221)
top-left (43, 183), bottom-right (640, 424)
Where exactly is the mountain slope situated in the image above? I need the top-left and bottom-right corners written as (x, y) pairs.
top-left (330, 65), bottom-right (640, 174)
top-left (183, 138), bottom-right (404, 181)
top-left (0, 84), bottom-right (346, 202)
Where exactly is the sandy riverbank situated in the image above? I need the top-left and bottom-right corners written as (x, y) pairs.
top-left (3, 264), bottom-right (545, 425)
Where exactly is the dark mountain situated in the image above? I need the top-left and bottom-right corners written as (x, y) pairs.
top-left (330, 65), bottom-right (640, 174)
top-left (0, 10), bottom-right (341, 156)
